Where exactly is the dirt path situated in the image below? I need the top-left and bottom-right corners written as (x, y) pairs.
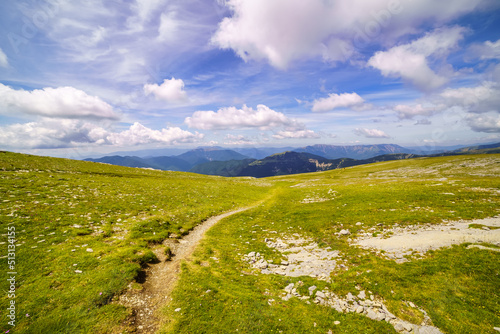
top-left (117, 205), bottom-right (256, 333)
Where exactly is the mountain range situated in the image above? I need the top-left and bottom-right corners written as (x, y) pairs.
top-left (84, 142), bottom-right (500, 178)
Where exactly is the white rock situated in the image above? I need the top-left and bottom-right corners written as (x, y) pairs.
top-left (315, 291), bottom-right (326, 299)
top-left (358, 290), bottom-right (366, 299)
top-left (308, 286), bottom-right (317, 295)
top-left (86, 248), bottom-right (93, 252)
top-left (334, 321), bottom-right (340, 325)
top-left (75, 270), bottom-right (82, 273)
top-left (356, 306), bottom-right (364, 313)
top-left (339, 229), bottom-right (351, 236)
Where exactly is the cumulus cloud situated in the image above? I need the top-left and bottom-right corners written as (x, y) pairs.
top-left (353, 128), bottom-right (390, 138)
top-left (312, 92), bottom-right (365, 112)
top-left (212, 0), bottom-right (486, 68)
top-left (107, 122), bottom-right (202, 146)
top-left (0, 119), bottom-right (110, 149)
top-left (0, 48), bottom-right (8, 68)
top-left (440, 81), bottom-right (500, 113)
top-left (466, 112), bottom-right (500, 133)
top-left (0, 119), bottom-right (202, 149)
top-left (368, 26), bottom-right (466, 90)
top-left (185, 104), bottom-right (303, 130)
top-left (144, 77), bottom-right (188, 103)
top-left (393, 103), bottom-right (447, 119)
top-left (272, 130), bottom-right (320, 140)
top-left (0, 84), bottom-right (119, 120)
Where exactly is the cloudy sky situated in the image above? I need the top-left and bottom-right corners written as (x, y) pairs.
top-left (0, 0), bottom-right (499, 158)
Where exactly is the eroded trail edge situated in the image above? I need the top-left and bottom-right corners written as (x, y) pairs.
top-left (118, 205), bottom-right (256, 333)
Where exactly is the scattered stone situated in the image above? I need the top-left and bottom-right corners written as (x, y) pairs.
top-left (334, 321), bottom-right (340, 325)
top-left (366, 309), bottom-right (377, 320)
top-left (244, 235), bottom-right (342, 281)
top-left (493, 327), bottom-right (500, 333)
top-left (356, 222), bottom-right (363, 226)
top-left (339, 229), bottom-right (351, 236)
top-left (86, 248), bottom-right (93, 252)
top-left (174, 308), bottom-right (181, 312)
top-left (75, 270), bottom-right (82, 274)
top-left (394, 323), bottom-right (404, 332)
top-left (316, 291), bottom-right (326, 299)
top-left (281, 285), bottom-right (443, 334)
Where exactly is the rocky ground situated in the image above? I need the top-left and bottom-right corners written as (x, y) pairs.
top-left (353, 216), bottom-right (500, 262)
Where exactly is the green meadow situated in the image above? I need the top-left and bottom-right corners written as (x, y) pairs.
top-left (1, 152), bottom-right (499, 333)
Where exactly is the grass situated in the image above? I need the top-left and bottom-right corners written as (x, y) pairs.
top-left (0, 152), bottom-right (272, 333)
top-left (161, 154), bottom-right (500, 334)
top-left (1, 152), bottom-right (499, 333)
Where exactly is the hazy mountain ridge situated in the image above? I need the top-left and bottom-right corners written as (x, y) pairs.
top-left (294, 144), bottom-right (412, 159)
top-left (84, 142), bottom-right (500, 177)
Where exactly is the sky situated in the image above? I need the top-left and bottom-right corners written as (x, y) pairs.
top-left (0, 0), bottom-right (499, 159)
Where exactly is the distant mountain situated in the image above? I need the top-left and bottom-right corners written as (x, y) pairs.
top-left (189, 159), bottom-right (256, 177)
top-left (176, 147), bottom-right (249, 166)
top-left (83, 148), bottom-right (189, 159)
top-left (84, 147), bottom-right (250, 172)
top-left (452, 142), bottom-right (500, 153)
top-left (294, 144), bottom-right (411, 159)
top-left (84, 155), bottom-right (190, 171)
top-left (232, 147), bottom-right (296, 159)
top-left (144, 156), bottom-right (192, 171)
top-left (85, 156), bottom-right (157, 169)
top-left (238, 151), bottom-right (344, 178)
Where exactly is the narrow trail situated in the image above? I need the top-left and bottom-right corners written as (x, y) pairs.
top-left (117, 205), bottom-right (257, 333)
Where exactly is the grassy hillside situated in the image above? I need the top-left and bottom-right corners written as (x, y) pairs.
top-left (0, 151), bottom-right (272, 333)
top-left (1, 152), bottom-right (499, 333)
top-left (162, 154), bottom-right (500, 334)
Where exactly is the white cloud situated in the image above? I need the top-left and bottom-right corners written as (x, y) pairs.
top-left (212, 0), bottom-right (487, 68)
top-left (440, 81), bottom-right (500, 113)
top-left (393, 103), bottom-right (447, 119)
top-left (0, 84), bottom-right (119, 120)
top-left (272, 130), bottom-right (320, 139)
top-left (0, 119), bottom-right (202, 149)
top-left (224, 134), bottom-right (257, 146)
top-left (107, 122), bottom-right (202, 146)
top-left (185, 104), bottom-right (303, 130)
top-left (158, 12), bottom-right (179, 42)
top-left (0, 119), bottom-right (110, 149)
top-left (353, 128), bottom-right (390, 138)
top-left (144, 78), bottom-right (188, 103)
top-left (368, 26), bottom-right (466, 90)
top-left (0, 48), bottom-right (8, 68)
top-left (312, 92), bottom-right (365, 112)
top-left (468, 38), bottom-right (500, 60)
top-left (466, 112), bottom-right (500, 133)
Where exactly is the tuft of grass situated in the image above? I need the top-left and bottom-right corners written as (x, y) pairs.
top-left (164, 246), bottom-right (173, 261)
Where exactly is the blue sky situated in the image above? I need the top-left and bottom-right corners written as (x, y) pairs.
top-left (0, 0), bottom-right (499, 158)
